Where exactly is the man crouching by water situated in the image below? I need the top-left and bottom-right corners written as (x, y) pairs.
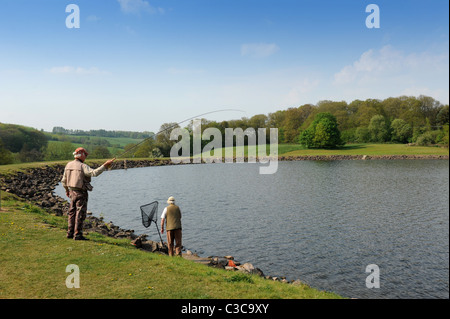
top-left (61, 147), bottom-right (115, 240)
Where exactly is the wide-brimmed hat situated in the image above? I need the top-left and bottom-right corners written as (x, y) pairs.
top-left (167, 196), bottom-right (175, 204)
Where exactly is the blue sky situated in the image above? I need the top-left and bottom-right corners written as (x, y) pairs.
top-left (0, 0), bottom-right (448, 132)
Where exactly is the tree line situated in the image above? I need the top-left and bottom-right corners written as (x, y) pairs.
top-left (128, 95), bottom-right (448, 156)
top-left (52, 127), bottom-right (153, 139)
top-left (265, 95), bottom-right (448, 145)
top-left (1, 95), bottom-right (448, 163)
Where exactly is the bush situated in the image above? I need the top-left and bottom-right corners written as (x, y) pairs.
top-left (416, 131), bottom-right (439, 146)
top-left (439, 125), bottom-right (449, 146)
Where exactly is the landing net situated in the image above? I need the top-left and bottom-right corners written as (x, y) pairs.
top-left (140, 201), bottom-right (163, 244)
top-left (140, 201), bottom-right (158, 228)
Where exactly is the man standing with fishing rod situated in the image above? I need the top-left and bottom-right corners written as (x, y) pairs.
top-left (61, 147), bottom-right (115, 240)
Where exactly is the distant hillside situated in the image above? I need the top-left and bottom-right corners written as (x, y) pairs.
top-left (0, 123), bottom-right (151, 164)
top-left (52, 126), bottom-right (153, 139)
top-left (0, 123), bottom-right (48, 164)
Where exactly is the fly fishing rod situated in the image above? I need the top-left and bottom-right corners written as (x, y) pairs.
top-left (115, 108), bottom-right (246, 160)
top-left (114, 110), bottom-right (244, 246)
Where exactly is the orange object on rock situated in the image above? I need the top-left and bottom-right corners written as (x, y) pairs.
top-left (228, 259), bottom-right (236, 267)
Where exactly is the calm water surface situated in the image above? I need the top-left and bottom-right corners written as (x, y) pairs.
top-left (56, 160), bottom-right (449, 298)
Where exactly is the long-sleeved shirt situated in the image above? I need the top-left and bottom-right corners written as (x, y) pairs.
top-left (61, 159), bottom-right (106, 191)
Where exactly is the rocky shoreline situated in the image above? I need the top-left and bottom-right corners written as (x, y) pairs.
top-left (1, 154), bottom-right (448, 284)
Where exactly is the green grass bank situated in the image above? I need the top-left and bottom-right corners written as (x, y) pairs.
top-left (280, 143), bottom-right (449, 157)
top-left (0, 191), bottom-right (342, 299)
top-left (196, 143), bottom-right (448, 159)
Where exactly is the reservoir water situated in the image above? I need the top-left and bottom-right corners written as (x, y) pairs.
top-left (55, 160), bottom-right (449, 299)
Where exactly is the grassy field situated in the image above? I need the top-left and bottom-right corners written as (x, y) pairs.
top-left (198, 143), bottom-right (449, 158)
top-left (47, 134), bottom-right (143, 148)
top-left (0, 191), bottom-right (342, 299)
top-left (47, 136), bottom-right (142, 157)
top-left (281, 143), bottom-right (449, 157)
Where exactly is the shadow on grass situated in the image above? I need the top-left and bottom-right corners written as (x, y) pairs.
top-left (339, 144), bottom-right (366, 150)
top-left (304, 144), bottom-right (366, 151)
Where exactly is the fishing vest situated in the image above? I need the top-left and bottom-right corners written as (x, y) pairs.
top-left (65, 159), bottom-right (92, 191)
top-left (166, 204), bottom-right (182, 231)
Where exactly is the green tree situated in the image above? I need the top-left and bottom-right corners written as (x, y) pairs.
top-left (45, 141), bottom-right (74, 160)
top-left (354, 99), bottom-right (384, 127)
top-left (156, 122), bottom-right (179, 157)
top-left (298, 128), bottom-right (314, 148)
top-left (91, 146), bottom-right (111, 159)
top-left (0, 127), bottom-right (25, 152)
top-left (355, 127), bottom-right (370, 143)
top-left (267, 110), bottom-right (286, 143)
top-left (436, 105), bottom-right (449, 126)
top-left (248, 114), bottom-right (268, 130)
top-left (299, 112), bottom-right (344, 148)
top-left (0, 124), bottom-right (48, 162)
top-left (340, 128), bottom-right (357, 143)
top-left (418, 95), bottom-right (441, 126)
top-left (0, 140), bottom-right (14, 164)
top-left (399, 97), bottom-right (426, 128)
top-left (315, 100), bottom-right (353, 130)
top-left (368, 115), bottom-right (390, 142)
top-left (390, 119), bottom-right (412, 143)
top-left (440, 125), bottom-right (449, 146)
top-left (267, 110), bottom-right (286, 128)
top-left (382, 97), bottom-right (404, 120)
top-left (133, 139), bottom-right (155, 158)
top-left (283, 104), bottom-right (314, 143)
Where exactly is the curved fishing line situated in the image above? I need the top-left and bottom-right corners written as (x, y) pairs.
top-left (116, 108), bottom-right (246, 159)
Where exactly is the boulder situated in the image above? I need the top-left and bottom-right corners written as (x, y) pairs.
top-left (210, 257), bottom-right (229, 269)
top-left (291, 280), bottom-right (303, 286)
top-left (131, 234), bottom-right (147, 248)
top-left (236, 263), bottom-right (264, 277)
